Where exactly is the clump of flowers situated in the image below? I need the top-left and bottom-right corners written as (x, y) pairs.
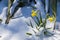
top-left (26, 9), bottom-right (56, 37)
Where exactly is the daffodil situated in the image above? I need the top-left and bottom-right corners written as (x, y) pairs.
top-left (48, 17), bottom-right (54, 22)
top-left (31, 10), bottom-right (37, 17)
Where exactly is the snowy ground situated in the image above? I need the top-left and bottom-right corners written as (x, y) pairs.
top-left (0, 0), bottom-right (60, 40)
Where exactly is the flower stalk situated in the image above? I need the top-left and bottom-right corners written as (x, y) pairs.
top-left (5, 0), bottom-right (11, 24)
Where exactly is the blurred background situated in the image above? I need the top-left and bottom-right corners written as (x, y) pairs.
top-left (0, 0), bottom-right (60, 22)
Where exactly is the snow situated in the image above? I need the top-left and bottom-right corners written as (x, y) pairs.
top-left (0, 0), bottom-right (60, 40)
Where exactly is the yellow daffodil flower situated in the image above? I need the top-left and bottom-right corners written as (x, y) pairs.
top-left (31, 10), bottom-right (37, 17)
top-left (48, 17), bottom-right (54, 22)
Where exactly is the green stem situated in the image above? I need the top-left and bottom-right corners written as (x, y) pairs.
top-left (51, 0), bottom-right (57, 30)
top-left (5, 0), bottom-right (11, 24)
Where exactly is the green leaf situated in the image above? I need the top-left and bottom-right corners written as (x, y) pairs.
top-left (33, 30), bottom-right (36, 34)
top-left (0, 19), bottom-right (2, 22)
top-left (40, 23), bottom-right (43, 27)
top-left (47, 28), bottom-right (51, 29)
top-left (26, 33), bottom-right (32, 35)
top-left (46, 13), bottom-right (50, 19)
top-left (36, 26), bottom-right (40, 31)
top-left (51, 0), bottom-right (57, 17)
top-left (30, 20), bottom-right (33, 28)
top-left (10, 0), bottom-right (14, 6)
top-left (43, 13), bottom-right (50, 28)
top-left (11, 1), bottom-right (25, 18)
top-left (8, 0), bottom-right (11, 15)
top-left (31, 16), bottom-right (39, 26)
top-left (50, 0), bottom-right (57, 30)
top-left (17, 1), bottom-right (25, 7)
top-left (5, 17), bottom-right (11, 24)
top-left (5, 0), bottom-right (11, 24)
top-left (52, 9), bottom-right (56, 17)
top-left (0, 19), bottom-right (2, 23)
top-left (10, 6), bottom-right (19, 18)
top-left (44, 31), bottom-right (47, 35)
top-left (36, 16), bottom-right (40, 26)
top-left (10, 0), bottom-right (14, 3)
top-left (39, 12), bottom-right (43, 26)
top-left (25, 22), bottom-right (30, 26)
